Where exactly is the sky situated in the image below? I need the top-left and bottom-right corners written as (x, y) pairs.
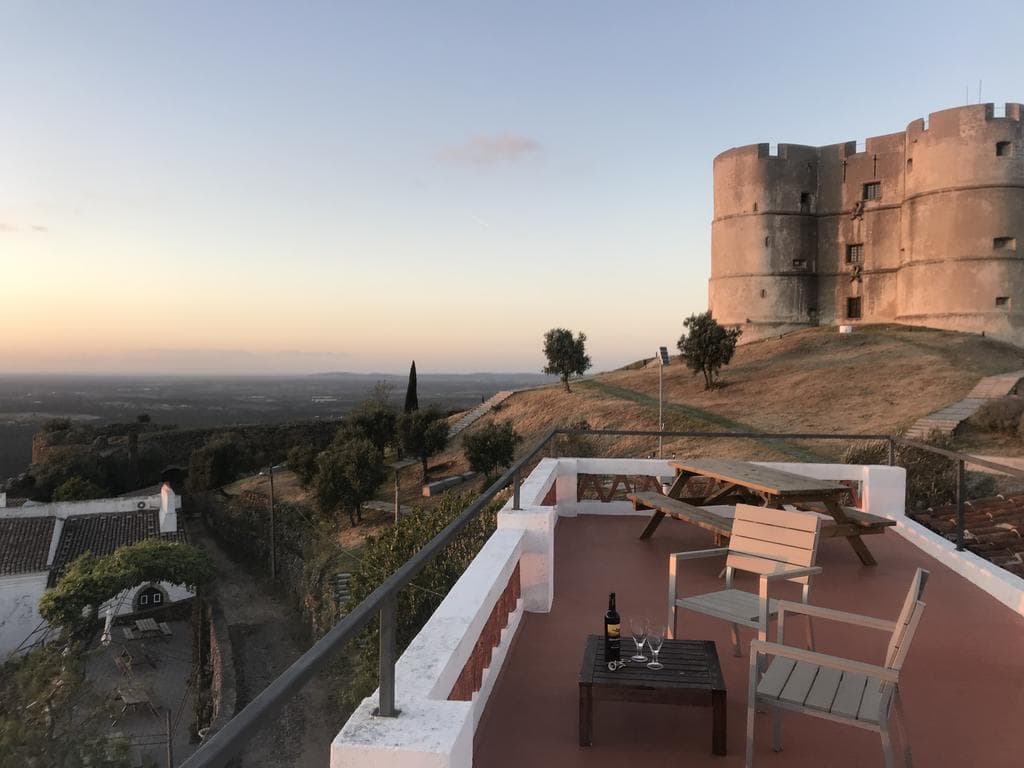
top-left (3, 1), bottom-right (1024, 375)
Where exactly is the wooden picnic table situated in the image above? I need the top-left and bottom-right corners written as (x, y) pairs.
top-left (638, 458), bottom-right (885, 566)
top-left (113, 685), bottom-right (159, 722)
top-left (135, 617), bottom-right (161, 638)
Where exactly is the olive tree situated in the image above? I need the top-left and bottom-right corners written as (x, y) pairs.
top-left (677, 311), bottom-right (742, 389)
top-left (542, 328), bottom-right (592, 392)
top-left (314, 437), bottom-right (386, 526)
top-left (398, 406), bottom-right (450, 483)
top-left (462, 420), bottom-right (520, 481)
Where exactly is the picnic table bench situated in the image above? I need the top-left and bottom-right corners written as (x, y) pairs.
top-left (633, 459), bottom-right (895, 566)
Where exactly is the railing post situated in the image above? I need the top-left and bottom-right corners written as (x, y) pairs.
top-left (887, 438), bottom-right (895, 467)
top-left (512, 468), bottom-right (521, 510)
top-left (376, 596), bottom-right (398, 717)
top-left (955, 459), bottom-right (965, 551)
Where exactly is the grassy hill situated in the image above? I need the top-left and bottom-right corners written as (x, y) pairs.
top-left (451, 324), bottom-right (1024, 465)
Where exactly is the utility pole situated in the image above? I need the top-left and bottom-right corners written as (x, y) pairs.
top-left (268, 464), bottom-right (276, 579)
top-left (165, 709), bottom-right (173, 768)
top-left (657, 347), bottom-right (670, 458)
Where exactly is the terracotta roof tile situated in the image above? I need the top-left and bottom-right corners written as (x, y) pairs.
top-left (912, 494), bottom-right (1024, 578)
top-left (0, 516), bottom-right (56, 575)
top-left (48, 510), bottom-right (186, 587)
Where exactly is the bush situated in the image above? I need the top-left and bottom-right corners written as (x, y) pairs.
top-left (463, 420), bottom-right (519, 480)
top-left (340, 492), bottom-right (502, 708)
top-left (554, 418), bottom-right (597, 457)
top-left (52, 476), bottom-right (107, 501)
top-left (971, 396), bottom-right (1024, 434)
top-left (844, 431), bottom-right (996, 512)
top-left (42, 417), bottom-right (72, 433)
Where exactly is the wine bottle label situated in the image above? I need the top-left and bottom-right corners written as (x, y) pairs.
top-left (607, 624), bottom-right (620, 638)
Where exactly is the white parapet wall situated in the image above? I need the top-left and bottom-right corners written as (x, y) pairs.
top-left (332, 528), bottom-right (525, 768)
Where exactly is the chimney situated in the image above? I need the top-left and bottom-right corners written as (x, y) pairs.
top-left (159, 483), bottom-right (178, 533)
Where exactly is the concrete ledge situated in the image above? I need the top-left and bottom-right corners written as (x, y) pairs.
top-left (332, 528), bottom-right (525, 768)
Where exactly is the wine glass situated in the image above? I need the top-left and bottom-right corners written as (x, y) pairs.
top-left (629, 618), bottom-right (647, 662)
top-left (646, 625), bottom-right (665, 670)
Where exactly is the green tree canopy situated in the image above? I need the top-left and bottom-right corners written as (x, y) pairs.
top-left (287, 442), bottom-right (321, 488)
top-left (463, 420), bottom-right (520, 481)
top-left (39, 539), bottom-right (214, 630)
top-left (542, 328), bottom-right (592, 392)
top-left (314, 437), bottom-right (387, 525)
top-left (338, 399), bottom-right (398, 456)
top-left (676, 311), bottom-right (743, 389)
top-left (186, 436), bottom-right (239, 492)
top-left (398, 406), bottom-right (450, 483)
top-left (52, 476), bottom-right (107, 502)
top-left (0, 644), bottom-right (131, 767)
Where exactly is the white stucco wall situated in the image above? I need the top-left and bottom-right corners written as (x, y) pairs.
top-left (0, 572), bottom-right (50, 657)
top-left (332, 528), bottom-right (524, 768)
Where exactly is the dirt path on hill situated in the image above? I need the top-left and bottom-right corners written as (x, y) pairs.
top-left (187, 521), bottom-right (341, 768)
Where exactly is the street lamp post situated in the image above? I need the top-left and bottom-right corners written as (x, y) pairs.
top-left (657, 346), bottom-right (670, 458)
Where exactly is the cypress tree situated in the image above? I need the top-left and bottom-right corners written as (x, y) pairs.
top-left (404, 360), bottom-right (419, 413)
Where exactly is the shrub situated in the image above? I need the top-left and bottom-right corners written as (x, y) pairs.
top-left (340, 492), bottom-right (502, 708)
top-left (971, 396), bottom-right (1024, 434)
top-left (52, 476), bottom-right (107, 501)
top-left (844, 431), bottom-right (996, 512)
top-left (463, 420), bottom-right (520, 480)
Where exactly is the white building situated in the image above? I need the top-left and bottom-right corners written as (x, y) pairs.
top-left (0, 483), bottom-right (191, 657)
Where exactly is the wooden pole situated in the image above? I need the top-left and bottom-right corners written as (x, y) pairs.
top-left (166, 709), bottom-right (173, 768)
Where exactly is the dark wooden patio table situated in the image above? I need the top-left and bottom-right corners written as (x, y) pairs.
top-left (639, 458), bottom-right (881, 566)
top-left (578, 634), bottom-right (726, 755)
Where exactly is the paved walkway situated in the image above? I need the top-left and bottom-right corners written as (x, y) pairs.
top-left (449, 390), bottom-right (514, 437)
top-left (904, 369), bottom-right (1024, 439)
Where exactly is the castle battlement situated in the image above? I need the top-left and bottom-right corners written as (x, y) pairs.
top-left (709, 103), bottom-right (1024, 348)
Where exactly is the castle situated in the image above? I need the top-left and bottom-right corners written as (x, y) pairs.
top-left (709, 103), bottom-right (1024, 346)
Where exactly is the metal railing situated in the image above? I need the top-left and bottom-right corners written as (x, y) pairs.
top-left (181, 427), bottom-right (1024, 767)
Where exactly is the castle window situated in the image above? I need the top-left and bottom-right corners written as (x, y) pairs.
top-left (863, 182), bottom-right (882, 200)
top-left (764, 236), bottom-right (770, 247)
top-left (846, 243), bottom-right (864, 264)
top-left (760, 289), bottom-right (766, 298)
top-left (994, 237), bottom-right (1017, 251)
top-left (753, 202), bottom-right (758, 212)
top-left (800, 192), bottom-right (811, 213)
top-left (792, 259), bottom-right (807, 270)
top-left (996, 296), bottom-right (1011, 309)
top-left (997, 141), bottom-right (1012, 157)
top-left (906, 158), bottom-right (913, 172)
top-left (846, 297), bottom-right (862, 319)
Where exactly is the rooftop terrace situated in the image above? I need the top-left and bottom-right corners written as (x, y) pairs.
top-left (182, 436), bottom-right (1024, 768)
top-left (474, 513), bottom-right (1023, 766)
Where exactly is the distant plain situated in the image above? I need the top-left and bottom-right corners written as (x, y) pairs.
top-left (0, 371), bottom-right (554, 480)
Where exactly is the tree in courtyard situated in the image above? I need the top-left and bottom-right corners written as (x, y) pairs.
top-left (398, 406), bottom-right (450, 483)
top-left (52, 476), bottom-right (107, 502)
top-left (462, 420), bottom-right (520, 481)
top-left (404, 360), bottom-right (419, 413)
top-left (542, 328), bottom-right (592, 392)
top-left (676, 311), bottom-right (742, 390)
top-left (0, 644), bottom-right (132, 768)
top-left (314, 437), bottom-right (387, 526)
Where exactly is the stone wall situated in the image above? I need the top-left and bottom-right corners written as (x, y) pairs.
top-left (710, 103), bottom-right (1024, 346)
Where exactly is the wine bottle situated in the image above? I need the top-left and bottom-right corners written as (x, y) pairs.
top-left (604, 592), bottom-right (621, 662)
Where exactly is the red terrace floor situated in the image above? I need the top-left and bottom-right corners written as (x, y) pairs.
top-left (474, 515), bottom-right (1024, 767)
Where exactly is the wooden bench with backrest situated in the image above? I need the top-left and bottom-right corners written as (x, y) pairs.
top-left (668, 505), bottom-right (823, 657)
top-left (745, 567), bottom-right (929, 767)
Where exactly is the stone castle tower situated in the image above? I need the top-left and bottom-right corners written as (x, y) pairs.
top-left (709, 103), bottom-right (1024, 346)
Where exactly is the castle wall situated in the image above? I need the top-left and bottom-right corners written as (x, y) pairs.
top-left (710, 103), bottom-right (1024, 346)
